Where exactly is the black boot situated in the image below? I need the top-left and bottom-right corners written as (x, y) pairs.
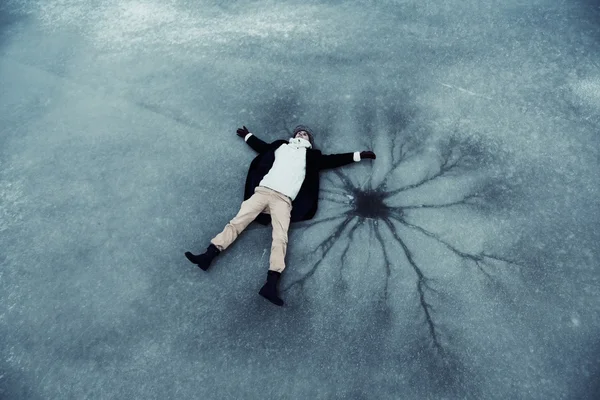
top-left (185, 244), bottom-right (220, 271)
top-left (259, 270), bottom-right (284, 306)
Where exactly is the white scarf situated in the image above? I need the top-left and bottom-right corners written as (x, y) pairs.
top-left (288, 137), bottom-right (312, 149)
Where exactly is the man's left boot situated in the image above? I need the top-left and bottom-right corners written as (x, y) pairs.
top-left (259, 270), bottom-right (284, 306)
top-left (184, 243), bottom-right (220, 271)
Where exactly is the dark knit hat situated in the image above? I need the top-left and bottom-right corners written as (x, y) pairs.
top-left (293, 125), bottom-right (315, 148)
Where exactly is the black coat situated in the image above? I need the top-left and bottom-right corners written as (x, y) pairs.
top-left (243, 135), bottom-right (356, 225)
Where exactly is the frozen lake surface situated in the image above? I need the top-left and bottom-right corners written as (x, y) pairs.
top-left (1, 0), bottom-right (599, 398)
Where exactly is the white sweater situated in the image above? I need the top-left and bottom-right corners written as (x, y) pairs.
top-left (245, 133), bottom-right (361, 201)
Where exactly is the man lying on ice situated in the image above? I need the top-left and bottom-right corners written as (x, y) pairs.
top-left (185, 125), bottom-right (376, 306)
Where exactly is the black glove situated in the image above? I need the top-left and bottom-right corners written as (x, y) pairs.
top-left (360, 151), bottom-right (376, 160)
top-left (236, 126), bottom-right (250, 138)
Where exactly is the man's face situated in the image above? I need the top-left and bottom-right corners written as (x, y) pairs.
top-left (295, 131), bottom-right (310, 141)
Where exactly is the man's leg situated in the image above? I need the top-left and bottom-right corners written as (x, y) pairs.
top-left (210, 189), bottom-right (270, 251)
top-left (258, 189), bottom-right (292, 306)
top-left (185, 188), bottom-right (269, 270)
top-left (267, 193), bottom-right (292, 272)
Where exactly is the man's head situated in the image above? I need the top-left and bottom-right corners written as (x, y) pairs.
top-left (293, 125), bottom-right (315, 148)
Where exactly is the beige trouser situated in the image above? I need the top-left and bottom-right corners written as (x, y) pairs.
top-left (210, 186), bottom-right (292, 273)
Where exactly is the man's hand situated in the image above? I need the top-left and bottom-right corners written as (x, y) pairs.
top-left (360, 151), bottom-right (376, 160)
top-left (236, 126), bottom-right (250, 138)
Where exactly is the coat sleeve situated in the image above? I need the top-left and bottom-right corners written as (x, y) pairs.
top-left (245, 134), bottom-right (270, 153)
top-left (317, 152), bottom-right (357, 170)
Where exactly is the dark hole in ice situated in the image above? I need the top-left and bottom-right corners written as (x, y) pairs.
top-left (351, 188), bottom-right (396, 220)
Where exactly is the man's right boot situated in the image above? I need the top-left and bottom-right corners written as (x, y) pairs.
top-left (185, 244), bottom-right (220, 271)
top-left (258, 270), bottom-right (284, 306)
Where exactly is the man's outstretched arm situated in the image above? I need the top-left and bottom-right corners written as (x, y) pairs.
top-left (236, 126), bottom-right (269, 153)
top-left (318, 150), bottom-right (376, 170)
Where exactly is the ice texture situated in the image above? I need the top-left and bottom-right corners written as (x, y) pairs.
top-left (1, 0), bottom-right (599, 399)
